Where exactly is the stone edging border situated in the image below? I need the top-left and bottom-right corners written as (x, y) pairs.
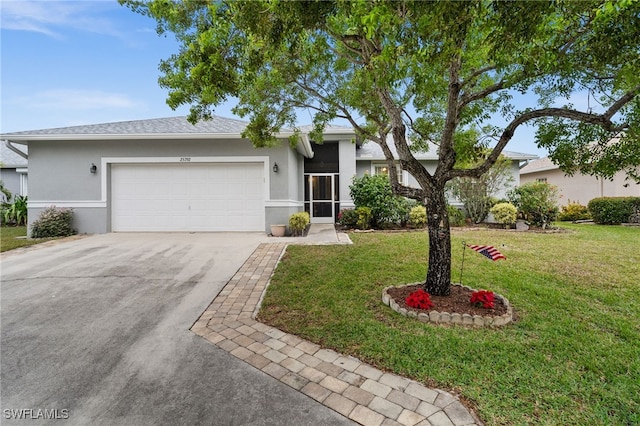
top-left (382, 283), bottom-right (513, 327)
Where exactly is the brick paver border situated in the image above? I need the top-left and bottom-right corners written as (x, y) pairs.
top-left (191, 243), bottom-right (482, 426)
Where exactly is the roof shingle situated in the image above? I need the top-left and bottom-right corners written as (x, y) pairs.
top-left (1, 116), bottom-right (250, 137)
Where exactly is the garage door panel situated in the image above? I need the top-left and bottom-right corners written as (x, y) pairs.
top-left (112, 163), bottom-right (265, 232)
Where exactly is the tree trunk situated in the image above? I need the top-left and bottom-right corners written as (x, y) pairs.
top-left (424, 190), bottom-right (452, 296)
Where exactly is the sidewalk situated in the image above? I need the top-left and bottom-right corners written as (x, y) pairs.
top-left (191, 229), bottom-right (481, 426)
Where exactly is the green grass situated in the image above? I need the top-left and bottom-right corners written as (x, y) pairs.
top-left (0, 226), bottom-right (56, 252)
top-left (257, 224), bottom-right (640, 425)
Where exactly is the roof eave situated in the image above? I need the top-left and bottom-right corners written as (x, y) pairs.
top-left (0, 133), bottom-right (251, 142)
top-left (2, 130), bottom-right (316, 158)
top-left (520, 165), bottom-right (559, 174)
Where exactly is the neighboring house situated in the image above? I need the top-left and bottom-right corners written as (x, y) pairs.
top-left (0, 141), bottom-right (28, 200)
top-left (0, 116), bottom-right (535, 234)
top-left (520, 157), bottom-right (640, 206)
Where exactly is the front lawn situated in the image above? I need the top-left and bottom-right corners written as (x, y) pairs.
top-left (0, 226), bottom-right (55, 252)
top-left (257, 224), bottom-right (639, 425)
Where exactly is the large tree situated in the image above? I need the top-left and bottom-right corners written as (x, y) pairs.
top-left (123, 0), bottom-right (639, 296)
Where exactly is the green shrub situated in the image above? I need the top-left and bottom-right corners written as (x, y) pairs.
top-left (338, 208), bottom-right (358, 228)
top-left (558, 202), bottom-right (591, 221)
top-left (30, 206), bottom-right (75, 238)
top-left (409, 205), bottom-right (427, 228)
top-left (0, 182), bottom-right (13, 225)
top-left (448, 205), bottom-right (465, 227)
top-left (587, 197), bottom-right (640, 224)
top-left (355, 206), bottom-right (373, 230)
top-left (508, 182), bottom-right (559, 229)
top-left (490, 202), bottom-right (518, 228)
top-left (289, 212), bottom-right (310, 236)
top-left (349, 174), bottom-right (408, 227)
top-left (2, 195), bottom-right (28, 226)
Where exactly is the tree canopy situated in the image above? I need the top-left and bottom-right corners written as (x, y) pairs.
top-left (122, 0), bottom-right (640, 295)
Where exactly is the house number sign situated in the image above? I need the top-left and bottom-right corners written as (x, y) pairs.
top-left (180, 157), bottom-right (191, 162)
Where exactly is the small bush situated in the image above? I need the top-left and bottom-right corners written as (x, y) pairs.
top-left (30, 206), bottom-right (75, 238)
top-left (588, 197), bottom-right (640, 224)
top-left (508, 182), bottom-right (559, 229)
top-left (448, 205), bottom-right (465, 227)
top-left (289, 212), bottom-right (310, 236)
top-left (409, 205), bottom-right (427, 228)
top-left (558, 202), bottom-right (591, 221)
top-left (355, 206), bottom-right (373, 230)
top-left (490, 202), bottom-right (518, 228)
top-left (337, 209), bottom-right (358, 228)
top-left (350, 174), bottom-right (410, 227)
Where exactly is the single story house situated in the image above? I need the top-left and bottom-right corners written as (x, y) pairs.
top-left (0, 141), bottom-right (28, 200)
top-left (520, 157), bottom-right (640, 206)
top-left (0, 116), bottom-right (535, 234)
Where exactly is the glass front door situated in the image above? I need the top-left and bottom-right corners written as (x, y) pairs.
top-left (307, 174), bottom-right (335, 223)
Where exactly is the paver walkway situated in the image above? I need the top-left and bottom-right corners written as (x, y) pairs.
top-left (191, 243), bottom-right (482, 426)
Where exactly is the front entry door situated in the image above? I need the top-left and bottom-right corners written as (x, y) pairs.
top-left (308, 175), bottom-right (335, 224)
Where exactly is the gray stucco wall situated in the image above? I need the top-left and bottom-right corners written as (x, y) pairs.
top-left (27, 138), bottom-right (301, 234)
top-left (0, 169), bottom-right (21, 200)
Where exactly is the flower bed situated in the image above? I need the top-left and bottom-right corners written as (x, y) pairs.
top-left (383, 283), bottom-right (513, 327)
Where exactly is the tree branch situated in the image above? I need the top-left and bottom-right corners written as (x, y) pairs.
top-left (458, 79), bottom-right (506, 110)
top-left (435, 56), bottom-right (463, 180)
top-left (460, 65), bottom-right (497, 90)
top-left (448, 85), bottom-right (639, 180)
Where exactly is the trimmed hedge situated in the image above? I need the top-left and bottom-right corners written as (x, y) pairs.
top-left (289, 212), bottom-right (310, 236)
top-left (587, 197), bottom-right (640, 224)
top-left (558, 202), bottom-right (591, 221)
top-left (490, 202), bottom-right (518, 228)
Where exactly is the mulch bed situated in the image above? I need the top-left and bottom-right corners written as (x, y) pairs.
top-left (386, 283), bottom-right (508, 317)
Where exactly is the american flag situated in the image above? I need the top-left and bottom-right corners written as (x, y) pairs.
top-left (467, 244), bottom-right (506, 261)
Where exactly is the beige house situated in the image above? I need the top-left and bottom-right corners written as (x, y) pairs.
top-left (520, 157), bottom-right (640, 206)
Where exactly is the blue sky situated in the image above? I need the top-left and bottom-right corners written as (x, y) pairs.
top-left (1, 1), bottom-right (548, 157)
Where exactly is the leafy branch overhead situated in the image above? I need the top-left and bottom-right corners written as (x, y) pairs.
top-left (122, 0), bottom-right (639, 295)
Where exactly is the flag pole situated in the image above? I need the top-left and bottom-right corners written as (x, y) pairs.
top-left (459, 241), bottom-right (467, 285)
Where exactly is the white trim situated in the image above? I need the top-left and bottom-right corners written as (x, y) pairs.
top-left (19, 174), bottom-right (28, 197)
top-left (101, 156), bottom-right (270, 204)
top-left (16, 168), bottom-right (28, 173)
top-left (307, 173), bottom-right (336, 224)
top-left (265, 199), bottom-right (304, 208)
top-left (33, 157), bottom-right (272, 213)
top-left (29, 201), bottom-right (106, 208)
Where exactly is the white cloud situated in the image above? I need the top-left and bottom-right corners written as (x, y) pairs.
top-left (0, 1), bottom-right (124, 39)
top-left (13, 89), bottom-right (141, 110)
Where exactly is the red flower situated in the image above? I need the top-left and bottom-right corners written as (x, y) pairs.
top-left (405, 289), bottom-right (434, 310)
top-left (470, 290), bottom-right (495, 309)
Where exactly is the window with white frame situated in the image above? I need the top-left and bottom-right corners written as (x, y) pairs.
top-left (373, 163), bottom-right (405, 185)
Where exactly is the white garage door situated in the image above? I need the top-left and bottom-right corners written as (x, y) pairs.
top-left (111, 163), bottom-right (265, 232)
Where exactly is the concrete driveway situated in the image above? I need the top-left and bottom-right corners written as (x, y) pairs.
top-left (1, 233), bottom-right (352, 425)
